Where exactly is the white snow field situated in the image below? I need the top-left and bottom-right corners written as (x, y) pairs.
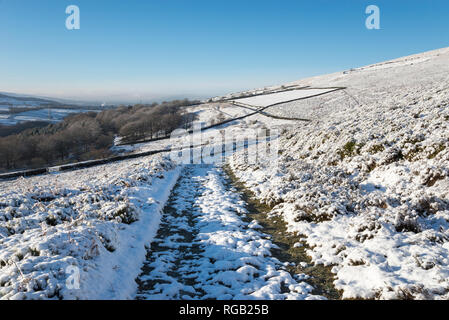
top-left (229, 47), bottom-right (449, 299)
top-left (1, 46), bottom-right (448, 300)
top-left (232, 88), bottom-right (338, 108)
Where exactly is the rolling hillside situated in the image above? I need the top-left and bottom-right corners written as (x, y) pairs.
top-left (1, 47), bottom-right (448, 300)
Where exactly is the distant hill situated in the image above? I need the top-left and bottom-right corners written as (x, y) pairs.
top-left (0, 92), bottom-right (62, 108)
top-left (0, 92), bottom-right (111, 127)
top-left (0, 91), bottom-right (100, 108)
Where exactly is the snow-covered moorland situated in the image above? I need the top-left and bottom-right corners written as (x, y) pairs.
top-left (0, 154), bottom-right (181, 299)
top-left (1, 47), bottom-right (448, 300)
top-left (229, 47), bottom-right (449, 299)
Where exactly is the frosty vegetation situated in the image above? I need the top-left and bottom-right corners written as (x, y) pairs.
top-left (229, 47), bottom-right (449, 299)
top-left (0, 154), bottom-right (180, 299)
top-left (1, 47), bottom-right (448, 300)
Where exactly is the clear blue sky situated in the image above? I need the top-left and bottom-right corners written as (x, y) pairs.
top-left (0, 0), bottom-right (448, 103)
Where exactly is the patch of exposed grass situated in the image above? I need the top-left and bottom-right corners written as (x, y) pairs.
top-left (404, 147), bottom-right (424, 161)
top-left (404, 143), bottom-right (446, 162)
top-left (384, 149), bottom-right (404, 164)
top-left (428, 144), bottom-right (446, 159)
top-left (114, 205), bottom-right (137, 225)
top-left (28, 248), bottom-right (40, 257)
top-left (368, 144), bottom-right (385, 154)
top-left (337, 141), bottom-right (365, 160)
top-left (343, 141), bottom-right (357, 153)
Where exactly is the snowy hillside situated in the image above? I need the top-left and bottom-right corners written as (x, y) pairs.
top-left (229, 47), bottom-right (449, 299)
top-left (0, 93), bottom-right (100, 126)
top-left (0, 154), bottom-right (181, 299)
top-left (0, 93), bottom-right (60, 108)
top-left (1, 47), bottom-right (448, 300)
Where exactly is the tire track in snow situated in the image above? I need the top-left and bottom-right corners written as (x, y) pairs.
top-left (135, 165), bottom-right (321, 300)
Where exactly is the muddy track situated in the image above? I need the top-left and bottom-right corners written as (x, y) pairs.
top-left (135, 164), bottom-right (323, 300)
top-left (136, 166), bottom-right (205, 299)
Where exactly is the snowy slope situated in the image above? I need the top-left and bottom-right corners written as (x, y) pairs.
top-left (233, 88), bottom-right (337, 108)
top-left (0, 93), bottom-right (99, 125)
top-left (0, 93), bottom-right (59, 108)
top-left (0, 108), bottom-right (99, 126)
top-left (229, 47), bottom-right (449, 299)
top-left (1, 47), bottom-right (448, 300)
top-left (0, 154), bottom-right (181, 299)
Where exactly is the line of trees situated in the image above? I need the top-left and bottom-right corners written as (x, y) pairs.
top-left (0, 121), bottom-right (51, 137)
top-left (0, 99), bottom-right (198, 172)
top-left (116, 100), bottom-right (195, 143)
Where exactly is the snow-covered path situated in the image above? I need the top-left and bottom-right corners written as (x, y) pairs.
top-left (135, 165), bottom-right (318, 300)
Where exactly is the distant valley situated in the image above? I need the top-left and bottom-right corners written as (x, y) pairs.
top-left (0, 92), bottom-right (110, 127)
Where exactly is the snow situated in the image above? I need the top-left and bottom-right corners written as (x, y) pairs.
top-left (0, 96), bottom-right (48, 108)
top-left (0, 154), bottom-right (181, 299)
top-left (125, 104), bottom-right (294, 155)
top-left (229, 47), bottom-right (449, 299)
top-left (233, 88), bottom-right (337, 108)
top-left (1, 46), bottom-right (449, 300)
top-left (0, 93), bottom-right (100, 126)
top-left (136, 165), bottom-right (321, 300)
top-left (0, 108), bottom-right (99, 126)
top-left (184, 103), bottom-right (254, 126)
